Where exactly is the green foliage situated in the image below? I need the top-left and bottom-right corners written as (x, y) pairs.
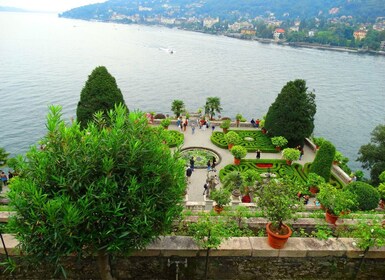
top-left (210, 188), bottom-right (231, 207)
top-left (312, 137), bottom-right (326, 148)
top-left (219, 159), bottom-right (308, 186)
top-left (8, 105), bottom-right (186, 271)
top-left (224, 131), bottom-right (241, 145)
top-left (306, 172), bottom-right (325, 187)
top-left (171, 100), bottom-right (185, 118)
top-left (282, 148), bottom-right (300, 162)
top-left (345, 181), bottom-right (380, 211)
top-left (256, 177), bottom-right (302, 230)
top-left (222, 171), bottom-right (244, 193)
top-left (0, 147), bottom-right (9, 166)
top-left (265, 79), bottom-right (316, 146)
top-left (310, 140), bottom-right (336, 181)
top-left (358, 124), bottom-right (385, 185)
top-left (161, 130), bottom-right (184, 148)
top-left (76, 66), bottom-right (127, 129)
top-left (160, 118), bottom-right (171, 128)
top-left (230, 145), bottom-right (247, 159)
top-left (313, 224), bottom-right (333, 240)
top-left (211, 130), bottom-right (276, 152)
top-left (204, 97), bottom-right (222, 119)
top-left (352, 218), bottom-right (385, 250)
top-left (317, 183), bottom-right (357, 215)
top-left (242, 169), bottom-right (262, 186)
top-left (235, 113), bottom-right (243, 121)
top-left (220, 119), bottom-right (231, 129)
top-left (379, 171), bottom-right (385, 183)
top-left (189, 214), bottom-right (230, 250)
top-left (271, 136), bottom-right (288, 148)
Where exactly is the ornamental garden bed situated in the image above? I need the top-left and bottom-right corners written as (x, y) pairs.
top-left (161, 130), bottom-right (184, 147)
top-left (180, 147), bottom-right (221, 168)
top-left (211, 130), bottom-right (277, 152)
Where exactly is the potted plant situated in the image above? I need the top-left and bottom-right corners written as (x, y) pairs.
top-left (317, 183), bottom-right (357, 225)
top-left (230, 145), bottom-right (247, 165)
top-left (160, 118), bottom-right (171, 129)
top-left (306, 172), bottom-right (325, 194)
top-left (282, 148), bottom-right (300, 165)
top-left (210, 188), bottom-right (231, 214)
top-left (220, 119), bottom-right (231, 133)
top-left (222, 171), bottom-right (244, 198)
top-left (312, 137), bottom-right (326, 149)
top-left (378, 171), bottom-right (385, 209)
top-left (259, 119), bottom-right (266, 134)
top-left (256, 177), bottom-right (302, 249)
top-left (271, 136), bottom-right (288, 151)
top-left (235, 113), bottom-right (243, 127)
top-left (242, 170), bottom-right (261, 202)
top-left (224, 131), bottom-right (241, 150)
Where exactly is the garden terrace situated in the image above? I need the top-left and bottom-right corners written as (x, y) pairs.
top-left (180, 147), bottom-right (221, 168)
top-left (211, 130), bottom-right (277, 152)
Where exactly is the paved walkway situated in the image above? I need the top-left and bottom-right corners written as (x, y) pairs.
top-left (169, 122), bottom-right (316, 202)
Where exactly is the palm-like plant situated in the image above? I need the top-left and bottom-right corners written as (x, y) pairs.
top-left (171, 99), bottom-right (185, 118)
top-left (204, 97), bottom-right (222, 120)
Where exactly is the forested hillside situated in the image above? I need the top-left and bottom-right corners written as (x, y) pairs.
top-left (61, 0), bottom-right (385, 22)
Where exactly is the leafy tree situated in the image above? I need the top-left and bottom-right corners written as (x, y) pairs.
top-left (204, 97), bottom-right (223, 120)
top-left (76, 66), bottom-right (127, 128)
top-left (264, 79), bottom-right (316, 147)
top-left (171, 99), bottom-right (185, 118)
top-left (0, 147), bottom-right (9, 166)
top-left (357, 124), bottom-right (385, 185)
top-left (310, 140), bottom-right (336, 181)
top-left (8, 105), bottom-right (186, 279)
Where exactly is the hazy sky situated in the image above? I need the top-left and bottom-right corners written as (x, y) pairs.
top-left (0, 0), bottom-right (105, 12)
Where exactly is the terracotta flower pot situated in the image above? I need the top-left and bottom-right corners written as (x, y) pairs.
top-left (234, 158), bottom-right (241, 165)
top-left (228, 143), bottom-right (234, 150)
top-left (309, 186), bottom-right (319, 194)
top-left (214, 205), bottom-right (224, 214)
top-left (325, 210), bottom-right (338, 225)
top-left (286, 160), bottom-right (292, 166)
top-left (266, 222), bottom-right (292, 249)
top-left (275, 146), bottom-right (281, 151)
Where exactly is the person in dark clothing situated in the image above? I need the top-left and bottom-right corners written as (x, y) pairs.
top-left (190, 157), bottom-right (195, 171)
top-left (207, 160), bottom-right (211, 171)
top-left (256, 150), bottom-right (261, 159)
top-left (186, 167), bottom-right (193, 183)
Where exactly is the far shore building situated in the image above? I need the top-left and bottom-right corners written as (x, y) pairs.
top-left (353, 30), bottom-right (367, 41)
top-left (273, 28), bottom-right (285, 41)
top-left (203, 17), bottom-right (219, 28)
top-left (240, 29), bottom-right (256, 36)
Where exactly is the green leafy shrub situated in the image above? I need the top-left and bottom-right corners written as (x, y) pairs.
top-left (224, 131), bottom-right (241, 145)
top-left (160, 118), bottom-right (171, 128)
top-left (210, 189), bottom-right (231, 207)
top-left (271, 136), bottom-right (288, 148)
top-left (162, 130), bottom-right (184, 147)
top-left (310, 140), bottom-right (336, 181)
top-left (307, 172), bottom-right (325, 187)
top-left (282, 148), bottom-right (300, 162)
top-left (318, 184), bottom-right (357, 215)
top-left (312, 137), bottom-right (326, 148)
top-left (231, 145), bottom-right (247, 159)
top-left (220, 119), bottom-right (231, 129)
top-left (345, 181), bottom-right (380, 211)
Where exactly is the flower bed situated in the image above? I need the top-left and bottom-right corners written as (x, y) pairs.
top-left (256, 163), bottom-right (273, 168)
top-left (162, 130), bottom-right (184, 147)
top-left (210, 130), bottom-right (277, 152)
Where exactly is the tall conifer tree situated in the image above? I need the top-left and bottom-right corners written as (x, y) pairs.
top-left (76, 66), bottom-right (127, 128)
top-left (265, 79), bottom-right (316, 146)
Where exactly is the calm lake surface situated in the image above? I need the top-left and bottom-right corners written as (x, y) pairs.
top-left (1, 12), bottom-right (385, 172)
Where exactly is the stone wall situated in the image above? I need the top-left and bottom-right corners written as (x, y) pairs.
top-left (1, 235), bottom-right (385, 279)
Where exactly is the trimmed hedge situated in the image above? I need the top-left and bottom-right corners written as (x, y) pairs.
top-left (345, 181), bottom-right (380, 211)
top-left (309, 140), bottom-right (335, 181)
top-left (303, 162), bottom-right (344, 189)
top-left (162, 130), bottom-right (184, 147)
top-left (211, 130), bottom-right (277, 152)
top-left (219, 159), bottom-right (307, 185)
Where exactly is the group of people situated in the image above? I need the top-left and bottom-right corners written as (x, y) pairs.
top-left (0, 170), bottom-right (13, 189)
top-left (250, 118), bottom-right (260, 128)
top-left (176, 117), bottom-right (216, 134)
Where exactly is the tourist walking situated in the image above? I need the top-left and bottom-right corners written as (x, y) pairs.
top-left (256, 149), bottom-right (261, 159)
top-left (1, 171), bottom-right (8, 187)
top-left (203, 182), bottom-right (209, 195)
top-left (186, 167), bottom-right (193, 184)
top-left (299, 146), bottom-right (304, 160)
top-left (190, 157), bottom-right (195, 171)
top-left (211, 124), bottom-right (215, 133)
top-left (191, 123), bottom-right (196, 134)
top-left (207, 160), bottom-right (211, 171)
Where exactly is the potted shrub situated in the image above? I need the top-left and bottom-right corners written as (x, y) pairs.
top-left (306, 172), bottom-right (325, 194)
top-left (259, 119), bottom-right (266, 134)
top-left (224, 131), bottom-right (241, 150)
top-left (344, 181), bottom-right (380, 211)
top-left (220, 119), bottom-right (231, 133)
top-left (256, 177), bottom-right (302, 249)
top-left (235, 113), bottom-right (243, 127)
top-left (242, 170), bottom-right (261, 202)
top-left (312, 137), bottom-right (326, 149)
top-left (271, 136), bottom-right (288, 151)
top-left (210, 188), bottom-right (231, 214)
top-left (378, 171), bottom-right (385, 209)
top-left (160, 118), bottom-right (171, 129)
top-left (230, 145), bottom-right (247, 165)
top-left (222, 171), bottom-right (244, 198)
top-left (317, 183), bottom-right (357, 225)
top-left (333, 151), bottom-right (343, 165)
top-left (282, 148), bottom-right (300, 165)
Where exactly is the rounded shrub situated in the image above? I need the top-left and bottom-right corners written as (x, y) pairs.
top-left (310, 140), bottom-right (335, 181)
top-left (345, 181), bottom-right (380, 211)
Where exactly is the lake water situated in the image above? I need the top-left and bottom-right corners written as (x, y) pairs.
top-left (1, 12), bottom-right (385, 172)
